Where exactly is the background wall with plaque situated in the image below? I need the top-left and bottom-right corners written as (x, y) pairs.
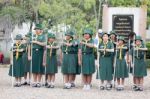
top-left (102, 4), bottom-right (147, 41)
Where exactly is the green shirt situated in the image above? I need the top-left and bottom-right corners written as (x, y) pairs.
top-left (32, 34), bottom-right (45, 49)
top-left (99, 41), bottom-right (114, 57)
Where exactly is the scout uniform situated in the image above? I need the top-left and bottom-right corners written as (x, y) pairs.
top-left (130, 36), bottom-right (147, 77)
top-left (130, 36), bottom-right (147, 91)
top-left (97, 32), bottom-right (114, 90)
top-left (31, 24), bottom-right (45, 87)
top-left (32, 25), bottom-right (45, 74)
top-left (9, 34), bottom-right (25, 87)
top-left (115, 37), bottom-right (128, 78)
top-left (46, 33), bottom-right (58, 74)
top-left (80, 29), bottom-right (95, 75)
top-left (115, 37), bottom-right (128, 91)
top-left (45, 33), bottom-right (58, 88)
top-left (80, 28), bottom-right (95, 90)
top-left (61, 30), bottom-right (79, 89)
top-left (61, 31), bottom-right (77, 74)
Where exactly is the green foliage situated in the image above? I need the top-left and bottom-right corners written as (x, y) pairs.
top-left (0, 0), bottom-right (149, 36)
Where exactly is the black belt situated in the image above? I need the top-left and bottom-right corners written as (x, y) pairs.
top-left (63, 52), bottom-right (76, 54)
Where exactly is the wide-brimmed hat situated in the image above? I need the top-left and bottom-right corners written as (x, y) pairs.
top-left (34, 24), bottom-right (43, 30)
top-left (15, 34), bottom-right (23, 40)
top-left (48, 32), bottom-right (56, 39)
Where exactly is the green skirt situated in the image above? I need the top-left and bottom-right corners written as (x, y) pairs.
top-left (97, 56), bottom-right (113, 80)
top-left (61, 54), bottom-right (77, 74)
top-left (115, 59), bottom-right (128, 78)
top-left (46, 55), bottom-right (58, 74)
top-left (82, 54), bottom-right (95, 75)
top-left (32, 49), bottom-right (44, 74)
top-left (134, 58), bottom-right (147, 77)
top-left (9, 56), bottom-right (24, 77)
top-left (23, 52), bottom-right (31, 73)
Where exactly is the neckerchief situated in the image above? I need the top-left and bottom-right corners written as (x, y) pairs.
top-left (103, 41), bottom-right (108, 55)
top-left (15, 43), bottom-right (21, 60)
top-left (118, 45), bottom-right (124, 60)
top-left (136, 44), bottom-right (142, 58)
top-left (48, 42), bottom-right (54, 57)
top-left (65, 38), bottom-right (72, 52)
top-left (83, 38), bottom-right (91, 51)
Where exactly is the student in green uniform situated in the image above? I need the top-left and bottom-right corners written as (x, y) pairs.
top-left (60, 29), bottom-right (78, 89)
top-left (9, 34), bottom-right (25, 87)
top-left (97, 32), bottom-right (114, 90)
top-left (29, 24), bottom-right (46, 87)
top-left (22, 33), bottom-right (32, 85)
top-left (115, 36), bottom-right (128, 91)
top-left (44, 33), bottom-right (59, 88)
top-left (129, 36), bottom-right (147, 91)
top-left (78, 28), bottom-right (95, 90)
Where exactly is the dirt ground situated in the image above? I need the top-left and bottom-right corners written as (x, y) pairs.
top-left (0, 67), bottom-right (150, 99)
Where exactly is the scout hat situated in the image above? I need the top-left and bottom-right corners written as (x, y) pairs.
top-left (128, 31), bottom-right (136, 37)
top-left (48, 33), bottom-right (56, 39)
top-left (34, 24), bottom-right (43, 30)
top-left (15, 34), bottom-right (23, 40)
top-left (118, 36), bottom-right (125, 42)
top-left (110, 30), bottom-right (117, 36)
top-left (135, 36), bottom-right (142, 41)
top-left (65, 29), bottom-right (74, 37)
top-left (101, 31), bottom-right (109, 37)
top-left (83, 28), bottom-right (93, 36)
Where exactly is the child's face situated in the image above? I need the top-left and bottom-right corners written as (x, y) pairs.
top-left (110, 34), bottom-right (115, 40)
top-left (84, 34), bottom-right (90, 39)
top-left (35, 29), bottom-right (42, 35)
top-left (102, 34), bottom-right (109, 42)
top-left (48, 38), bottom-right (55, 42)
top-left (136, 40), bottom-right (141, 46)
top-left (65, 35), bottom-right (71, 40)
top-left (16, 40), bottom-right (21, 44)
top-left (118, 40), bottom-right (123, 45)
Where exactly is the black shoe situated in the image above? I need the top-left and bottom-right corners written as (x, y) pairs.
top-left (106, 84), bottom-right (112, 90)
top-left (22, 82), bottom-right (28, 85)
top-left (13, 83), bottom-right (18, 87)
top-left (139, 87), bottom-right (143, 91)
top-left (36, 83), bottom-right (41, 88)
top-left (100, 86), bottom-right (105, 90)
top-left (71, 83), bottom-right (75, 87)
top-left (116, 87), bottom-right (121, 91)
top-left (32, 83), bottom-right (37, 87)
top-left (45, 82), bottom-right (48, 86)
top-left (132, 85), bottom-right (137, 90)
top-left (46, 84), bottom-right (51, 88)
top-left (63, 85), bottom-right (71, 89)
top-left (50, 85), bottom-right (55, 88)
top-left (134, 87), bottom-right (139, 91)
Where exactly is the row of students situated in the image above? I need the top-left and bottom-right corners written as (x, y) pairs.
top-left (9, 25), bottom-right (148, 91)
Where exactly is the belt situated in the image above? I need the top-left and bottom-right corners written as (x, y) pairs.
top-left (63, 52), bottom-right (76, 54)
top-left (33, 48), bottom-right (43, 51)
top-left (82, 52), bottom-right (92, 55)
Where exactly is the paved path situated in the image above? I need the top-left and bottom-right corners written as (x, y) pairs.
top-left (0, 67), bottom-right (150, 99)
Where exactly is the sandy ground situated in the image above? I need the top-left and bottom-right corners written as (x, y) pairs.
top-left (0, 67), bottom-right (150, 99)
